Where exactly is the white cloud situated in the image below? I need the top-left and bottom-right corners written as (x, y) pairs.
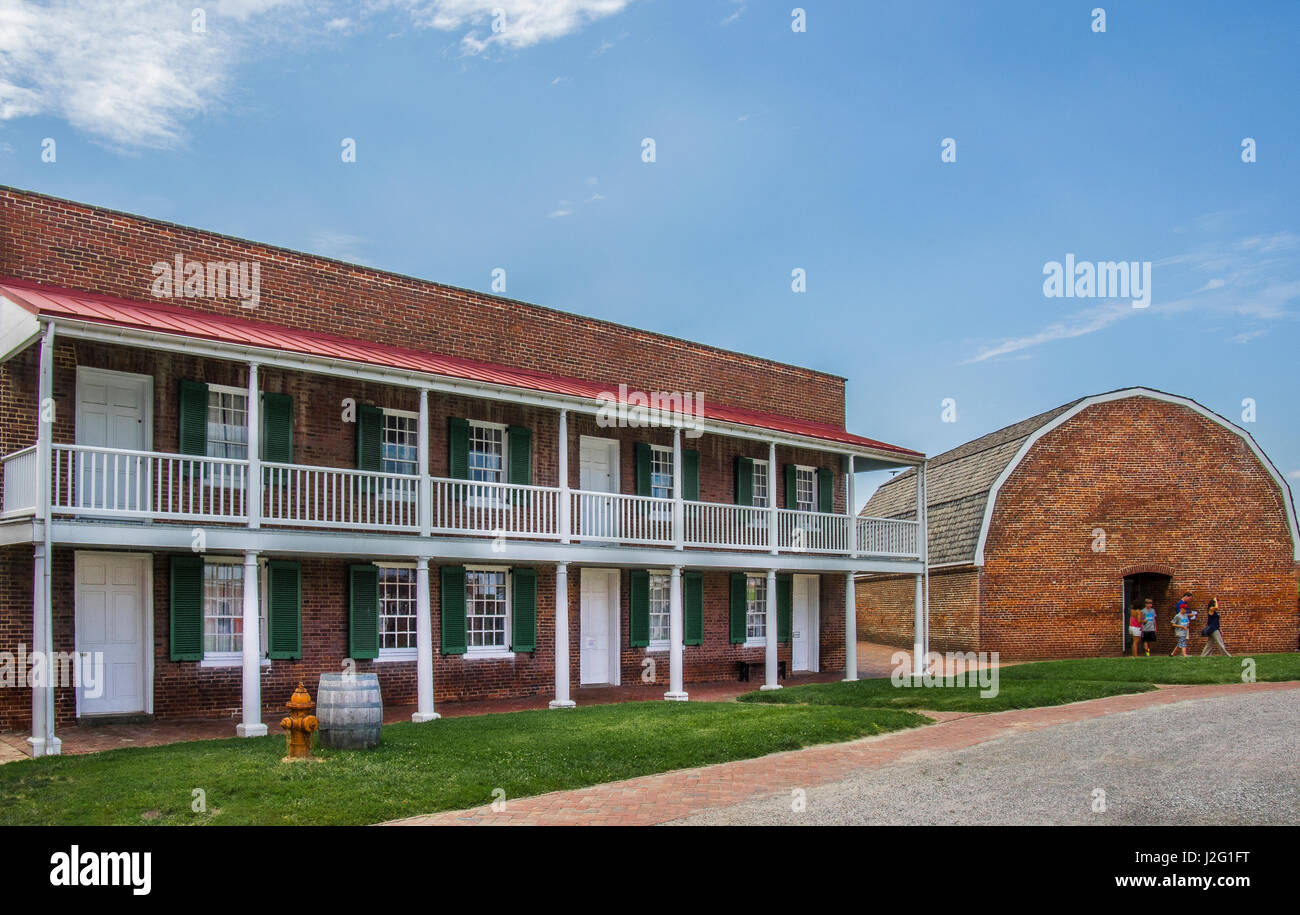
top-left (547, 201), bottom-right (573, 218)
top-left (964, 301), bottom-right (1132, 364)
top-left (388, 1), bottom-right (633, 54)
top-left (0, 0), bottom-right (299, 149)
top-left (721, 1), bottom-right (745, 26)
top-left (1287, 469), bottom-right (1300, 481)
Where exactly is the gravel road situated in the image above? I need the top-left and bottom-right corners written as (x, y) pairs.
top-left (668, 690), bottom-right (1300, 825)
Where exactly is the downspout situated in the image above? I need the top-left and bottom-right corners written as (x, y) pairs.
top-left (921, 458), bottom-right (930, 663)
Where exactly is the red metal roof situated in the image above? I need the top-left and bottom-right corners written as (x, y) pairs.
top-left (0, 277), bottom-right (920, 457)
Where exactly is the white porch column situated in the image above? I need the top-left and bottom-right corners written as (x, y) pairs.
top-left (912, 572), bottom-right (926, 679)
top-left (672, 426), bottom-right (684, 550)
top-left (558, 409), bottom-right (570, 544)
top-left (246, 363), bottom-right (260, 529)
top-left (664, 565), bottom-right (688, 700)
top-left (29, 322), bottom-right (59, 757)
top-left (418, 389), bottom-right (432, 538)
top-left (549, 562), bottom-right (576, 707)
top-left (767, 440), bottom-right (778, 554)
top-left (412, 557), bottom-right (440, 721)
top-left (912, 460), bottom-right (928, 677)
top-left (236, 551), bottom-right (267, 737)
top-left (844, 571), bottom-right (858, 681)
top-left (28, 543), bottom-right (59, 757)
top-left (761, 567), bottom-right (781, 690)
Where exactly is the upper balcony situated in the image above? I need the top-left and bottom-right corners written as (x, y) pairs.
top-left (1, 443), bottom-right (920, 559)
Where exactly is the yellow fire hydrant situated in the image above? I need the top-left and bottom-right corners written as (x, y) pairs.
top-left (280, 681), bottom-right (319, 760)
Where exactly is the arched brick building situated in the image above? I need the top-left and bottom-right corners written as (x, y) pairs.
top-left (856, 388), bottom-right (1300, 659)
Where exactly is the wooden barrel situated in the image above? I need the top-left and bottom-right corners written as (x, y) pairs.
top-left (316, 673), bottom-right (383, 749)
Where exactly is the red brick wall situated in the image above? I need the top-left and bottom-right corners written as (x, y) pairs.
top-left (0, 187), bottom-right (846, 426)
top-left (856, 568), bottom-right (980, 653)
top-left (0, 551), bottom-right (846, 729)
top-left (980, 397), bottom-right (1299, 659)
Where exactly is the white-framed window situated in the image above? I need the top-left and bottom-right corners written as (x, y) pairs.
top-left (468, 421), bottom-right (507, 484)
top-left (202, 557), bottom-right (266, 663)
top-left (745, 574), bottom-right (767, 645)
top-left (795, 465), bottom-right (817, 513)
top-left (206, 384), bottom-right (249, 461)
top-left (377, 563), bottom-right (418, 660)
top-left (650, 445), bottom-right (673, 499)
top-left (381, 410), bottom-right (418, 476)
top-left (465, 566), bottom-right (510, 653)
top-left (648, 570), bottom-right (671, 648)
top-left (752, 459), bottom-right (769, 509)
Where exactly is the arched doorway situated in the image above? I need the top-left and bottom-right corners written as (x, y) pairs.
top-left (1121, 571), bottom-right (1172, 654)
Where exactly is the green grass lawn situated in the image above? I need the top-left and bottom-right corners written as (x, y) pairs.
top-left (998, 653), bottom-right (1300, 684)
top-left (0, 701), bottom-right (927, 826)
top-left (739, 653), bottom-right (1299, 713)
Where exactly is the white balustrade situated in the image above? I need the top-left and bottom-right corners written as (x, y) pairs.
top-left (50, 444), bottom-right (248, 521)
top-left (570, 489), bottom-right (674, 545)
top-left (262, 462), bottom-right (421, 532)
top-left (431, 477), bottom-right (559, 539)
top-left (683, 501), bottom-right (770, 549)
top-left (0, 447), bottom-right (37, 516)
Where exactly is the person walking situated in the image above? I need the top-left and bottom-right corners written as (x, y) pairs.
top-left (1170, 603), bottom-right (1190, 657)
top-left (1128, 604), bottom-right (1143, 657)
top-left (1140, 598), bottom-right (1157, 656)
top-left (1200, 599), bottom-right (1231, 656)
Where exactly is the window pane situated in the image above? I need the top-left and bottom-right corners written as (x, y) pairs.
top-left (466, 569), bottom-right (508, 649)
top-left (651, 447), bottom-right (673, 499)
top-left (469, 424), bottom-right (504, 484)
top-left (746, 575), bottom-right (766, 640)
top-left (378, 566), bottom-right (417, 650)
top-left (752, 460), bottom-right (768, 508)
top-left (203, 562), bottom-right (244, 654)
top-left (796, 468), bottom-right (816, 513)
top-left (649, 573), bottom-right (670, 643)
top-left (207, 390), bottom-right (249, 461)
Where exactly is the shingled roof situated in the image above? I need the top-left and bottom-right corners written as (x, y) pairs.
top-left (860, 398), bottom-right (1085, 565)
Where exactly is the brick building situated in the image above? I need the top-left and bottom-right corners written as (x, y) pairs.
top-left (0, 187), bottom-right (926, 754)
top-left (856, 389), bottom-right (1299, 660)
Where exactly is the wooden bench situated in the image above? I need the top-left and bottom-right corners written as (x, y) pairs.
top-left (737, 660), bottom-right (786, 683)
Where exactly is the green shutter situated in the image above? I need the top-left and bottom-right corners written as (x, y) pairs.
top-left (734, 456), bottom-right (754, 506)
top-left (507, 426), bottom-right (532, 485)
top-left (683, 449), bottom-right (700, 501)
top-left (684, 571), bottom-right (703, 646)
top-left (634, 442), bottom-right (652, 496)
top-left (169, 554), bottom-right (204, 661)
top-left (348, 564), bottom-right (379, 660)
top-left (178, 380), bottom-right (208, 458)
top-left (267, 560), bottom-right (302, 660)
top-left (784, 464), bottom-right (798, 509)
top-left (356, 404), bottom-right (382, 472)
top-left (261, 392), bottom-right (293, 464)
top-left (512, 568), bottom-right (537, 652)
top-left (777, 574), bottom-right (792, 643)
top-left (440, 565), bottom-right (467, 655)
top-left (629, 569), bottom-right (650, 647)
top-left (447, 417), bottom-right (470, 480)
top-left (729, 572), bottom-right (747, 644)
top-left (817, 468), bottom-right (834, 514)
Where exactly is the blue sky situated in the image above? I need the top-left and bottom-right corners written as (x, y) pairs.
top-left (2, 0), bottom-right (1297, 507)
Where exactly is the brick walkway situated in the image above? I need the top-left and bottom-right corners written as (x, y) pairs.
top-left (387, 680), bottom-right (1300, 826)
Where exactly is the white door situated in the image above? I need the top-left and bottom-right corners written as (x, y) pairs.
top-left (75, 368), bottom-right (152, 512)
top-left (791, 574), bottom-right (819, 672)
top-left (580, 569), bottom-right (617, 685)
top-left (75, 553), bottom-right (149, 716)
top-left (579, 437), bottom-right (619, 540)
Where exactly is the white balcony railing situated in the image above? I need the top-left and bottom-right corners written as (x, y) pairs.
top-left (777, 508), bottom-right (851, 554)
top-left (570, 489), bottom-right (674, 545)
top-left (50, 444), bottom-right (249, 521)
top-left (1, 447), bottom-right (37, 517)
top-left (684, 501), bottom-right (770, 550)
top-left (262, 462), bottom-right (420, 532)
top-left (857, 516), bottom-right (920, 557)
top-left (431, 477), bottom-right (560, 539)
top-left (8, 443), bottom-right (924, 559)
